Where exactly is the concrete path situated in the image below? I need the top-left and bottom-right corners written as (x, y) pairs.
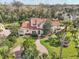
top-left (11, 46), bottom-right (22, 59)
top-left (35, 39), bottom-right (48, 55)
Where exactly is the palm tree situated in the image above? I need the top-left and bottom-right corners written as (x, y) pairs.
top-left (63, 20), bottom-right (73, 31)
top-left (12, 0), bottom-right (23, 7)
top-left (58, 19), bottom-right (73, 59)
top-left (59, 32), bottom-right (66, 59)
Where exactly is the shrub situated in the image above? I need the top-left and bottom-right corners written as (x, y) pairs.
top-left (49, 34), bottom-right (60, 47)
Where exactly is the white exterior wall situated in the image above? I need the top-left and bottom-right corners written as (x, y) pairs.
top-left (18, 28), bottom-right (31, 35)
top-left (37, 23), bottom-right (44, 29)
top-left (51, 26), bottom-right (57, 31)
top-left (30, 29), bottom-right (43, 35)
top-left (18, 28), bottom-right (43, 36)
top-left (25, 28), bottom-right (31, 34)
top-left (18, 28), bottom-right (26, 35)
top-left (51, 26), bottom-right (60, 32)
top-left (40, 30), bottom-right (43, 35)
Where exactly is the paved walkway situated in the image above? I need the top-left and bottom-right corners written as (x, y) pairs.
top-left (35, 39), bottom-right (48, 55)
top-left (11, 46), bottom-right (22, 59)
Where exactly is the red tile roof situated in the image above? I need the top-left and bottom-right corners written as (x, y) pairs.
top-left (51, 20), bottom-right (60, 26)
top-left (21, 18), bottom-right (60, 30)
top-left (31, 18), bottom-right (47, 25)
top-left (21, 21), bottom-right (30, 28)
top-left (21, 21), bottom-right (43, 30)
top-left (30, 26), bottom-right (42, 30)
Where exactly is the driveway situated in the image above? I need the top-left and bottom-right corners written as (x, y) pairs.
top-left (11, 46), bottom-right (22, 59)
top-left (35, 39), bottom-right (48, 55)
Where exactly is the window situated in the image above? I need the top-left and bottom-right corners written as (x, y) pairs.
top-left (38, 30), bottom-right (40, 34)
top-left (27, 30), bottom-right (29, 32)
top-left (32, 31), bottom-right (36, 34)
top-left (19, 30), bottom-right (23, 33)
top-left (32, 31), bottom-right (38, 37)
top-left (33, 24), bottom-right (36, 25)
top-left (38, 24), bottom-right (40, 27)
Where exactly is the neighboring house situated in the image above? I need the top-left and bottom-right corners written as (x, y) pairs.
top-left (0, 23), bottom-right (11, 38)
top-left (55, 11), bottom-right (78, 20)
top-left (62, 13), bottom-right (79, 20)
top-left (18, 18), bottom-right (63, 36)
top-left (0, 23), bottom-right (5, 31)
top-left (62, 13), bottom-right (74, 20)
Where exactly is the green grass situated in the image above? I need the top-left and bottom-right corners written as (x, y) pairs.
top-left (40, 38), bottom-right (53, 55)
top-left (41, 39), bottom-right (79, 59)
top-left (14, 36), bottom-right (35, 46)
top-left (15, 37), bottom-right (26, 45)
top-left (10, 36), bottom-right (26, 49)
top-left (4, 22), bottom-right (20, 26)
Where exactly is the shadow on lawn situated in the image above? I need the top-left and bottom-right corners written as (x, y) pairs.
top-left (44, 40), bottom-right (50, 42)
top-left (69, 55), bottom-right (79, 58)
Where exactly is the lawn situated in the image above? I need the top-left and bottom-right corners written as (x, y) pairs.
top-left (15, 36), bottom-right (26, 45)
top-left (14, 36), bottom-right (35, 47)
top-left (41, 39), bottom-right (79, 59)
top-left (4, 22), bottom-right (20, 27)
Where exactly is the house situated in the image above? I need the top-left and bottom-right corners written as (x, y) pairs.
top-left (0, 23), bottom-right (5, 31)
top-left (18, 18), bottom-right (63, 36)
top-left (55, 11), bottom-right (78, 20)
top-left (0, 23), bottom-right (11, 38)
top-left (18, 18), bottom-right (47, 36)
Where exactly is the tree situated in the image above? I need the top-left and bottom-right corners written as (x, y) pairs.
top-left (12, 0), bottom-right (23, 7)
top-left (51, 52), bottom-right (57, 59)
top-left (63, 20), bottom-right (73, 31)
top-left (73, 18), bottom-right (79, 28)
top-left (43, 22), bottom-right (51, 35)
top-left (59, 33), bottom-right (66, 59)
top-left (38, 53), bottom-right (49, 59)
top-left (0, 46), bottom-right (14, 59)
top-left (49, 34), bottom-right (60, 47)
top-left (72, 29), bottom-right (79, 57)
top-left (22, 37), bottom-right (38, 59)
top-left (56, 13), bottom-right (64, 20)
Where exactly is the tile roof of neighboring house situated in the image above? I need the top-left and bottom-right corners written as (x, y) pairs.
top-left (51, 20), bottom-right (60, 26)
top-left (21, 21), bottom-right (30, 28)
top-left (31, 18), bottom-right (47, 25)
